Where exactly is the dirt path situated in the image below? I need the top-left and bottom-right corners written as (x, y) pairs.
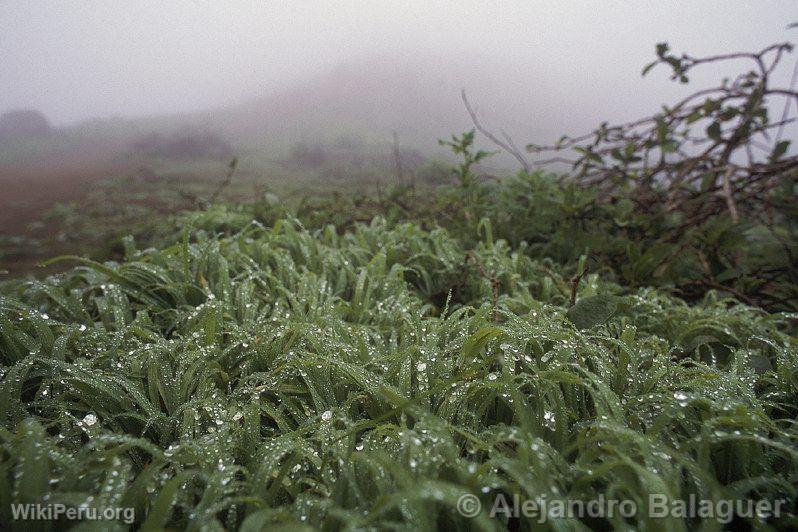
top-left (0, 147), bottom-right (137, 276)
top-left (0, 154), bottom-right (131, 235)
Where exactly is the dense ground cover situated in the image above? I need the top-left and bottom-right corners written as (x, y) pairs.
top-left (1, 216), bottom-right (796, 530)
top-left (1, 38), bottom-right (797, 531)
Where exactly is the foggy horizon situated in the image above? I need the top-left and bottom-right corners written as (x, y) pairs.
top-left (1, 1), bottom-right (795, 133)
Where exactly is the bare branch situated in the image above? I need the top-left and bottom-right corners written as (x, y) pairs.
top-left (208, 157), bottom-right (239, 205)
top-left (721, 166), bottom-right (740, 224)
top-left (461, 90), bottom-right (531, 173)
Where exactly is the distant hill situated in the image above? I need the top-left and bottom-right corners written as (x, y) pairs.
top-left (2, 55), bottom-right (573, 170)
top-left (214, 55), bottom-right (561, 166)
top-left (0, 109), bottom-right (52, 143)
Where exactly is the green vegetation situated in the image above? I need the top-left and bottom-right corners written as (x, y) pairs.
top-left (1, 217), bottom-right (797, 530)
top-left (0, 41), bottom-right (797, 530)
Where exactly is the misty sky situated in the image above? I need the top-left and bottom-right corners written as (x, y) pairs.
top-left (1, 1), bottom-right (795, 132)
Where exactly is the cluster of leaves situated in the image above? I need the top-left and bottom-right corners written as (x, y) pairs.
top-left (516, 41), bottom-right (798, 312)
top-left (1, 218), bottom-right (797, 530)
top-left (530, 42), bottom-right (797, 183)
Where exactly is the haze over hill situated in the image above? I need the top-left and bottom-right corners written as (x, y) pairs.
top-left (25, 44), bottom-right (798, 169)
top-left (2, 2), bottom-right (794, 151)
top-left (217, 55), bottom-right (557, 157)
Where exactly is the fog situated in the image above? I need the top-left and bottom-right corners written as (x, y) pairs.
top-left (1, 1), bottom-right (794, 146)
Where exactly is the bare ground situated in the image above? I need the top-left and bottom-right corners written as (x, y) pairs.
top-left (0, 150), bottom-right (134, 276)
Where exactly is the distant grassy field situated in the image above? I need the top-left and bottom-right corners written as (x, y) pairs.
top-left (0, 128), bottom-right (452, 279)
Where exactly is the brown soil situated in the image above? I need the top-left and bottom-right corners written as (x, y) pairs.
top-left (0, 149), bottom-right (134, 276)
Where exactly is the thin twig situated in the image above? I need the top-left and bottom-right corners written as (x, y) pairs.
top-left (721, 166), bottom-right (740, 224)
top-left (776, 54), bottom-right (798, 142)
top-left (391, 131), bottom-right (405, 186)
top-left (461, 90), bottom-right (532, 173)
top-left (208, 157), bottom-right (239, 205)
top-left (570, 266), bottom-right (589, 307)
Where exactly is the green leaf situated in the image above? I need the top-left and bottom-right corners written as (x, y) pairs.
top-left (641, 61), bottom-right (658, 77)
top-left (660, 140), bottom-right (679, 153)
top-left (140, 473), bottom-right (193, 531)
top-left (770, 140), bottom-right (790, 162)
top-left (462, 327), bottom-right (505, 360)
top-left (566, 295), bottom-right (618, 330)
top-left (719, 107), bottom-right (737, 121)
top-left (656, 119), bottom-right (669, 143)
top-left (700, 172), bottom-right (716, 191)
top-left (686, 109), bottom-right (703, 124)
top-left (706, 122), bottom-right (722, 142)
top-left (15, 419), bottom-right (49, 504)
